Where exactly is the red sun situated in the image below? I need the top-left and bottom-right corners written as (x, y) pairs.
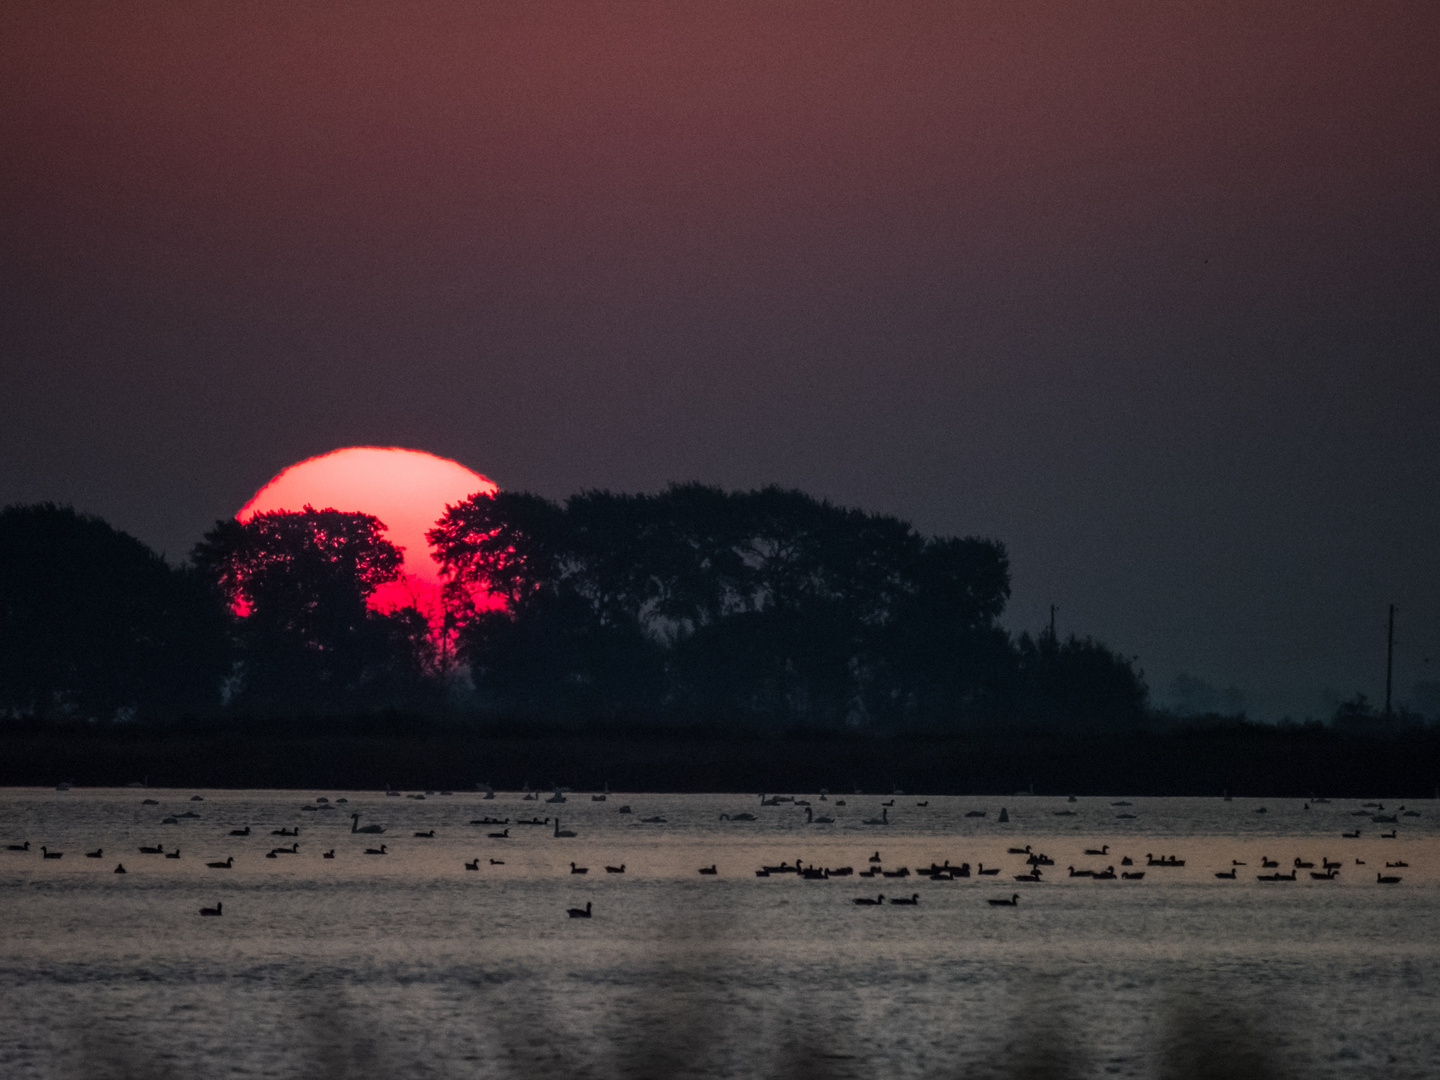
top-left (237, 446), bottom-right (498, 622)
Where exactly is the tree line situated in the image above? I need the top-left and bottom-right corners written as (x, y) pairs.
top-left (0, 490), bottom-right (1150, 730)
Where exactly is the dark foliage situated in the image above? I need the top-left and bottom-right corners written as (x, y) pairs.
top-left (192, 507), bottom-right (434, 711)
top-left (429, 485), bottom-right (1072, 728)
top-left (0, 503), bottom-right (229, 719)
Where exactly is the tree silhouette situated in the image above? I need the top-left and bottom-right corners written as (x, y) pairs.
top-left (0, 503), bottom-right (228, 720)
top-left (193, 507), bottom-right (428, 709)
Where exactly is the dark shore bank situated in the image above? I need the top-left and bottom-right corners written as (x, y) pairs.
top-left (2, 718), bottom-right (1437, 798)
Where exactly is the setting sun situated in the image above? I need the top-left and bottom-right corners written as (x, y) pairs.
top-left (237, 446), bottom-right (497, 620)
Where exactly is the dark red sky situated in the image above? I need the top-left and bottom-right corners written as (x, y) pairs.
top-left (4, 2), bottom-right (1438, 718)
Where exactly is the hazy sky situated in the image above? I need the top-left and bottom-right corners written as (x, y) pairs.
top-left (3, 2), bottom-right (1438, 719)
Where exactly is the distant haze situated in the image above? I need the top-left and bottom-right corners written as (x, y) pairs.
top-left (2, 2), bottom-right (1437, 719)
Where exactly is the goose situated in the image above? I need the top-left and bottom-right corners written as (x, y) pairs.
top-left (1342, 830), bottom-right (1360, 838)
top-left (869, 851), bottom-right (882, 862)
top-left (915, 801), bottom-right (928, 807)
top-left (490, 859), bottom-right (504, 865)
top-left (639, 816), bottom-right (666, 824)
top-left (553, 819), bottom-right (576, 838)
top-left (1121, 871), bottom-right (1145, 879)
top-left (1232, 859), bottom-right (1247, 866)
top-left (890, 893), bottom-right (920, 905)
top-left (271, 843), bottom-right (299, 854)
top-left (1376, 872), bottom-right (1402, 884)
top-left (852, 894), bottom-right (885, 905)
top-left (606, 864), bottom-right (625, 873)
top-left (1215, 868), bottom-right (1237, 879)
top-left (719, 813), bottom-right (757, 821)
top-left (1355, 858), bottom-right (1365, 865)
top-left (138, 844), bottom-right (164, 855)
top-left (113, 863), bottom-right (126, 873)
top-left (592, 794), bottom-right (607, 802)
top-left (1120, 856), bottom-right (1133, 866)
top-left (487, 829), bottom-right (510, 839)
top-left (165, 850), bottom-right (181, 860)
top-left (697, 864), bottom-right (718, 875)
top-left (1014, 870), bottom-right (1042, 882)
top-left (465, 859), bottom-right (480, 871)
top-left (977, 863), bottom-right (1000, 876)
top-left (988, 894), bottom-right (1020, 906)
top-left (1084, 845), bottom-right (1109, 856)
top-left (350, 814), bottom-right (385, 835)
top-left (1310, 869), bottom-right (1339, 880)
top-left (271, 827), bottom-right (299, 837)
top-left (86, 848), bottom-right (103, 858)
top-left (862, 808), bottom-right (889, 826)
top-left (229, 827), bottom-right (251, 837)
top-left (1322, 858), bottom-right (1340, 870)
top-left (881, 799), bottom-right (895, 807)
top-left (1094, 867), bottom-right (1117, 880)
top-left (364, 844), bottom-right (387, 855)
top-left (265, 851), bottom-right (278, 859)
top-left (323, 850), bottom-right (335, 859)
top-left (1256, 869), bottom-right (1297, 881)
top-left (413, 830), bottom-right (436, 838)
top-left (1007, 845), bottom-right (1032, 855)
top-left (7, 841), bottom-right (30, 851)
top-left (571, 862), bottom-right (589, 874)
top-left (206, 856), bottom-right (233, 868)
top-left (1068, 866), bottom-right (1095, 878)
top-left (1385, 860), bottom-right (1408, 868)
top-left (1294, 858), bottom-right (1314, 869)
top-left (567, 901), bottom-right (592, 918)
top-left (1261, 856), bottom-right (1278, 868)
top-left (41, 847), bottom-right (63, 859)
top-left (198, 902), bottom-right (222, 916)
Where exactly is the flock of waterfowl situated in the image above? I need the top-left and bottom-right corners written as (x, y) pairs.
top-left (5, 790), bottom-right (1422, 917)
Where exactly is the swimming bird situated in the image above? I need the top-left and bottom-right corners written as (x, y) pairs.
top-left (965, 810), bottom-right (987, 818)
top-left (488, 829), bottom-right (509, 839)
top-left (699, 865), bottom-right (718, 875)
top-left (1008, 845), bottom-right (1032, 855)
top-left (988, 894), bottom-right (1020, 906)
top-left (862, 808), bottom-right (889, 825)
top-left (1014, 870), bottom-right (1042, 882)
top-left (490, 859), bottom-right (504, 865)
top-left (206, 856), bottom-right (233, 868)
top-left (229, 827), bottom-right (251, 836)
top-left (465, 859), bottom-right (480, 871)
top-left (1121, 871), bottom-right (1145, 880)
top-left (165, 850), bottom-right (181, 860)
top-left (882, 799), bottom-right (894, 807)
top-left (639, 816), bottom-right (666, 824)
top-left (916, 801), bottom-right (928, 807)
top-left (1094, 867), bottom-right (1117, 880)
top-left (1310, 869), bottom-right (1338, 880)
top-left (719, 813), bottom-right (757, 821)
top-left (567, 901), bottom-right (592, 918)
top-left (41, 847), bottom-right (62, 859)
top-left (571, 862), bottom-right (588, 874)
top-left (271, 827), bottom-right (299, 837)
top-left (1385, 860), bottom-right (1408, 868)
top-left (1381, 830), bottom-right (1397, 839)
top-left (138, 844), bottom-right (164, 855)
top-left (1376, 872), bottom-right (1402, 884)
top-left (1342, 830), bottom-right (1360, 838)
top-left (1120, 856), bottom-right (1134, 866)
top-left (86, 849), bottom-right (102, 858)
top-left (199, 902), bottom-right (222, 916)
top-left (890, 893), bottom-right (919, 905)
top-left (869, 851), bottom-right (882, 862)
top-left (1084, 845), bottom-right (1109, 856)
top-left (606, 864), bottom-right (625, 873)
top-left (852, 894), bottom-right (885, 905)
top-left (1261, 856), bottom-right (1278, 868)
top-left (413, 830), bottom-right (435, 838)
top-left (7, 841), bottom-right (29, 851)
top-left (322, 850), bottom-right (335, 859)
top-left (977, 863), bottom-right (1000, 875)
top-left (271, 843), bottom-right (298, 854)
top-left (364, 844), bottom-right (387, 855)
top-left (350, 814), bottom-right (385, 835)
top-left (114, 863), bottom-right (126, 873)
top-left (1256, 869), bottom-right (1297, 881)
top-left (1215, 868), bottom-right (1237, 879)
top-left (553, 819), bottom-right (577, 838)
top-left (1294, 858), bottom-right (1314, 869)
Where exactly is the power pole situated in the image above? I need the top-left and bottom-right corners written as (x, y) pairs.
top-left (1385, 603), bottom-right (1396, 720)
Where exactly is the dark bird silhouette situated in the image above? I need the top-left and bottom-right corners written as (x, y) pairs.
top-left (206, 856), bottom-right (233, 868)
top-left (41, 847), bottom-right (63, 859)
top-left (322, 850), bottom-right (335, 859)
top-left (199, 902), bottom-right (222, 916)
top-left (229, 827), bottom-right (251, 836)
top-left (852, 895), bottom-right (884, 905)
top-left (364, 844), bottom-right (387, 855)
top-left (567, 901), bottom-right (592, 918)
top-left (86, 848), bottom-right (103, 858)
top-left (465, 859), bottom-right (479, 871)
top-left (165, 850), bottom-right (181, 860)
top-left (890, 893), bottom-right (920, 905)
top-left (1084, 845), bottom-right (1109, 856)
top-left (7, 841), bottom-right (30, 851)
top-left (1377, 872), bottom-right (1402, 884)
top-left (571, 862), bottom-right (588, 874)
top-left (988, 894), bottom-right (1020, 906)
top-left (113, 863), bottom-right (126, 873)
top-left (698, 865), bottom-right (718, 875)
top-left (606, 864), bottom-right (625, 873)
top-left (413, 830), bottom-right (436, 838)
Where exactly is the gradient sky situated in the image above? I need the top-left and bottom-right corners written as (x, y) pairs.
top-left (3, 2), bottom-right (1438, 719)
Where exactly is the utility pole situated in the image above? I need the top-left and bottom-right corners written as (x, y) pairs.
top-left (1385, 603), bottom-right (1396, 720)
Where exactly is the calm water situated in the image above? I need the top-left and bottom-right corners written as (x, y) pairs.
top-left (1, 788), bottom-right (1436, 1079)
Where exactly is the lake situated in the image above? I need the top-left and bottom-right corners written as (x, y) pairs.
top-left (1, 788), bottom-right (1436, 1078)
